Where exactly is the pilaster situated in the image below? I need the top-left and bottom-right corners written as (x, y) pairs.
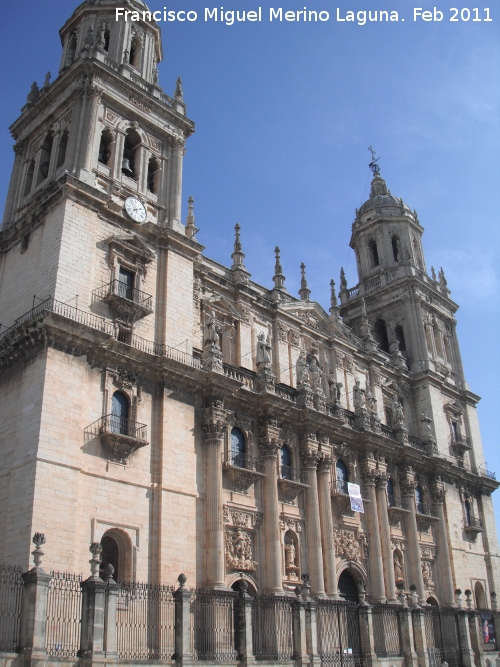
top-left (300, 434), bottom-right (325, 597)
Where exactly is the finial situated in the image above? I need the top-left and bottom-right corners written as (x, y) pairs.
top-left (340, 267), bottom-right (347, 290)
top-left (368, 145), bottom-right (381, 176)
top-left (329, 279), bottom-right (340, 318)
top-left (299, 263), bottom-right (311, 301)
top-left (272, 246), bottom-right (286, 290)
top-left (431, 266), bottom-right (436, 281)
top-left (89, 542), bottom-right (102, 579)
top-left (26, 82), bottom-right (39, 106)
top-left (31, 532), bottom-right (46, 570)
top-left (231, 223), bottom-right (246, 269)
top-left (174, 76), bottom-right (183, 101)
top-left (185, 196), bottom-right (198, 239)
top-left (439, 267), bottom-right (448, 289)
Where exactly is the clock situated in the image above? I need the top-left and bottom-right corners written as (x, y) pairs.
top-left (124, 197), bottom-right (147, 223)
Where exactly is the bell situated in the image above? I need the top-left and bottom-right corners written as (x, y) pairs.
top-left (121, 158), bottom-right (133, 178)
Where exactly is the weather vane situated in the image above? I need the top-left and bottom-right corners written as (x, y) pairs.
top-left (368, 146), bottom-right (381, 176)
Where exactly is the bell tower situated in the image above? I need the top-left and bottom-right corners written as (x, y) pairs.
top-left (339, 156), bottom-right (465, 384)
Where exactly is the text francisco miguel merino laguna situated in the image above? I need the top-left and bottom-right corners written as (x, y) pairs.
top-left (115, 6), bottom-right (405, 24)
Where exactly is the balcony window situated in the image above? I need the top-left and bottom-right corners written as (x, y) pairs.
top-left (387, 477), bottom-right (395, 507)
top-left (415, 484), bottom-right (425, 514)
top-left (111, 391), bottom-right (129, 435)
top-left (118, 267), bottom-right (135, 301)
top-left (336, 459), bottom-right (349, 495)
top-left (230, 427), bottom-right (246, 468)
top-left (280, 445), bottom-right (292, 480)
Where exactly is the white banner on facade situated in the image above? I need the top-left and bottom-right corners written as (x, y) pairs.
top-left (348, 483), bottom-right (364, 513)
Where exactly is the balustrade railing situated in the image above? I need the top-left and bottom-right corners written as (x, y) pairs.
top-left (364, 277), bottom-right (381, 293)
top-left (409, 436), bottom-right (428, 453)
top-left (116, 581), bottom-right (175, 661)
top-left (0, 563), bottom-right (23, 653)
top-left (372, 604), bottom-right (403, 658)
top-left (252, 595), bottom-right (294, 661)
top-left (274, 383), bottom-right (297, 402)
top-left (381, 424), bottom-right (397, 440)
top-left (222, 363), bottom-right (256, 389)
top-left (45, 572), bottom-right (82, 658)
top-left (190, 590), bottom-right (238, 662)
top-left (278, 465), bottom-right (308, 484)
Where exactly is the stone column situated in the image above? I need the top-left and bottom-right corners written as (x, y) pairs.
top-left (411, 608), bottom-right (431, 667)
top-left (362, 473), bottom-right (386, 603)
top-left (430, 477), bottom-right (455, 606)
top-left (18, 534), bottom-right (51, 663)
top-left (173, 574), bottom-right (193, 663)
top-left (112, 131), bottom-right (126, 181)
top-left (80, 85), bottom-right (101, 175)
top-left (300, 437), bottom-right (325, 597)
top-left (168, 137), bottom-right (184, 229)
top-left (316, 455), bottom-right (339, 598)
top-left (235, 580), bottom-right (256, 666)
top-left (203, 396), bottom-right (227, 589)
top-left (376, 476), bottom-right (397, 601)
top-left (456, 610), bottom-right (475, 667)
top-left (103, 567), bottom-right (119, 657)
top-left (2, 141), bottom-right (25, 227)
top-left (259, 416), bottom-right (283, 593)
top-left (400, 469), bottom-right (426, 604)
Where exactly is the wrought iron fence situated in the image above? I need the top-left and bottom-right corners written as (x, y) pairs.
top-left (252, 594), bottom-right (294, 661)
top-left (0, 563), bottom-right (23, 652)
top-left (421, 607), bottom-right (464, 667)
top-left (316, 599), bottom-right (361, 667)
top-left (278, 465), bottom-right (308, 484)
top-left (45, 572), bottom-right (82, 657)
top-left (190, 589), bottom-right (238, 661)
top-left (116, 581), bottom-right (175, 661)
top-left (372, 604), bottom-right (403, 658)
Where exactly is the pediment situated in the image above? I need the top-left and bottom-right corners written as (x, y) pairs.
top-left (202, 294), bottom-right (241, 321)
top-left (281, 302), bottom-right (330, 333)
top-left (107, 234), bottom-right (155, 263)
top-left (443, 400), bottom-right (465, 417)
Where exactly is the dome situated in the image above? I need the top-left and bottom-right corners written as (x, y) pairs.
top-left (358, 174), bottom-right (411, 217)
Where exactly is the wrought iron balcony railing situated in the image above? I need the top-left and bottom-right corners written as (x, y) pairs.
top-left (278, 465), bottom-right (308, 485)
top-left (85, 415), bottom-right (149, 463)
top-left (93, 280), bottom-right (153, 322)
top-left (333, 480), bottom-right (349, 495)
top-left (277, 465), bottom-right (309, 503)
top-left (465, 517), bottom-right (483, 530)
top-left (226, 453), bottom-right (265, 474)
top-left (223, 453), bottom-right (266, 493)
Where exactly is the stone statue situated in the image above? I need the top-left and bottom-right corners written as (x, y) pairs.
top-left (353, 380), bottom-right (366, 410)
top-left (366, 387), bottom-right (377, 412)
top-left (420, 409), bottom-right (434, 439)
top-left (392, 394), bottom-right (405, 426)
top-left (394, 554), bottom-right (403, 583)
top-left (309, 358), bottom-right (323, 390)
top-left (284, 540), bottom-right (299, 577)
top-left (256, 332), bottom-right (272, 365)
top-left (422, 561), bottom-right (434, 589)
top-left (27, 82), bottom-right (39, 106)
top-left (296, 350), bottom-right (309, 385)
top-left (204, 309), bottom-right (220, 346)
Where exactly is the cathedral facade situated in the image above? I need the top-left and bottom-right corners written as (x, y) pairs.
top-left (0, 0), bottom-right (499, 615)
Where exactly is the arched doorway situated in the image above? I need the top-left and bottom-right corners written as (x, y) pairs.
top-left (338, 570), bottom-right (359, 603)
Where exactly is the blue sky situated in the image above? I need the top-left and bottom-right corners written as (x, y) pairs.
top-left (1, 1), bottom-right (499, 523)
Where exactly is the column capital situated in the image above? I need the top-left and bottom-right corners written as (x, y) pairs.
top-left (430, 476), bottom-right (446, 504)
top-left (203, 395), bottom-right (227, 441)
top-left (300, 447), bottom-right (321, 469)
top-left (317, 455), bottom-right (333, 474)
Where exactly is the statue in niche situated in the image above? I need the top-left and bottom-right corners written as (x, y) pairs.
top-left (421, 561), bottom-right (434, 589)
top-left (284, 532), bottom-right (299, 578)
top-left (392, 394), bottom-right (405, 426)
top-left (225, 529), bottom-right (257, 571)
top-left (309, 358), bottom-right (323, 391)
top-left (296, 350), bottom-right (309, 385)
top-left (353, 380), bottom-right (366, 410)
top-left (393, 553), bottom-right (404, 584)
top-left (204, 309), bottom-right (221, 347)
top-left (256, 331), bottom-right (272, 366)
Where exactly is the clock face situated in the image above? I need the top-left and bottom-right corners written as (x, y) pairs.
top-left (124, 197), bottom-right (147, 223)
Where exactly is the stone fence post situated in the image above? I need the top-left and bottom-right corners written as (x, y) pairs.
top-left (456, 609), bottom-right (475, 667)
top-left (410, 607), bottom-right (431, 667)
top-left (399, 605), bottom-right (418, 667)
top-left (18, 533), bottom-right (51, 665)
top-left (79, 543), bottom-right (107, 661)
top-left (235, 580), bottom-right (255, 666)
top-left (292, 590), bottom-right (309, 666)
top-left (357, 603), bottom-right (376, 667)
top-left (305, 598), bottom-right (321, 667)
top-left (173, 574), bottom-right (193, 665)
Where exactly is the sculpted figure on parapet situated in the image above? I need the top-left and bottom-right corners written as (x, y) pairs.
top-left (353, 380), bottom-right (366, 409)
top-left (392, 394), bottom-right (405, 426)
top-left (296, 349), bottom-right (309, 385)
top-left (309, 357), bottom-right (323, 390)
top-left (366, 386), bottom-right (377, 412)
top-left (204, 309), bottom-right (221, 346)
top-left (256, 331), bottom-right (272, 365)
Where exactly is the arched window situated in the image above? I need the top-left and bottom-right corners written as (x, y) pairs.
top-left (230, 427), bottom-right (246, 468)
top-left (122, 129), bottom-right (141, 179)
top-left (368, 239), bottom-right (380, 268)
top-left (385, 407), bottom-right (393, 427)
top-left (391, 235), bottom-right (401, 262)
top-left (415, 485), bottom-right (425, 514)
top-left (129, 35), bottom-right (142, 68)
top-left (37, 133), bottom-right (54, 184)
top-left (465, 499), bottom-right (472, 526)
top-left (338, 570), bottom-right (359, 603)
top-left (100, 534), bottom-right (119, 580)
top-left (395, 325), bottom-right (406, 352)
top-left (111, 391), bottom-right (129, 435)
top-left (280, 445), bottom-right (292, 480)
top-left (373, 319), bottom-right (390, 353)
top-left (24, 160), bottom-right (35, 197)
top-left (475, 581), bottom-right (487, 609)
top-left (387, 478), bottom-right (395, 507)
top-left (98, 129), bottom-right (114, 166)
top-left (336, 460), bottom-right (349, 494)
top-left (147, 157), bottom-right (160, 193)
top-left (56, 130), bottom-right (68, 169)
